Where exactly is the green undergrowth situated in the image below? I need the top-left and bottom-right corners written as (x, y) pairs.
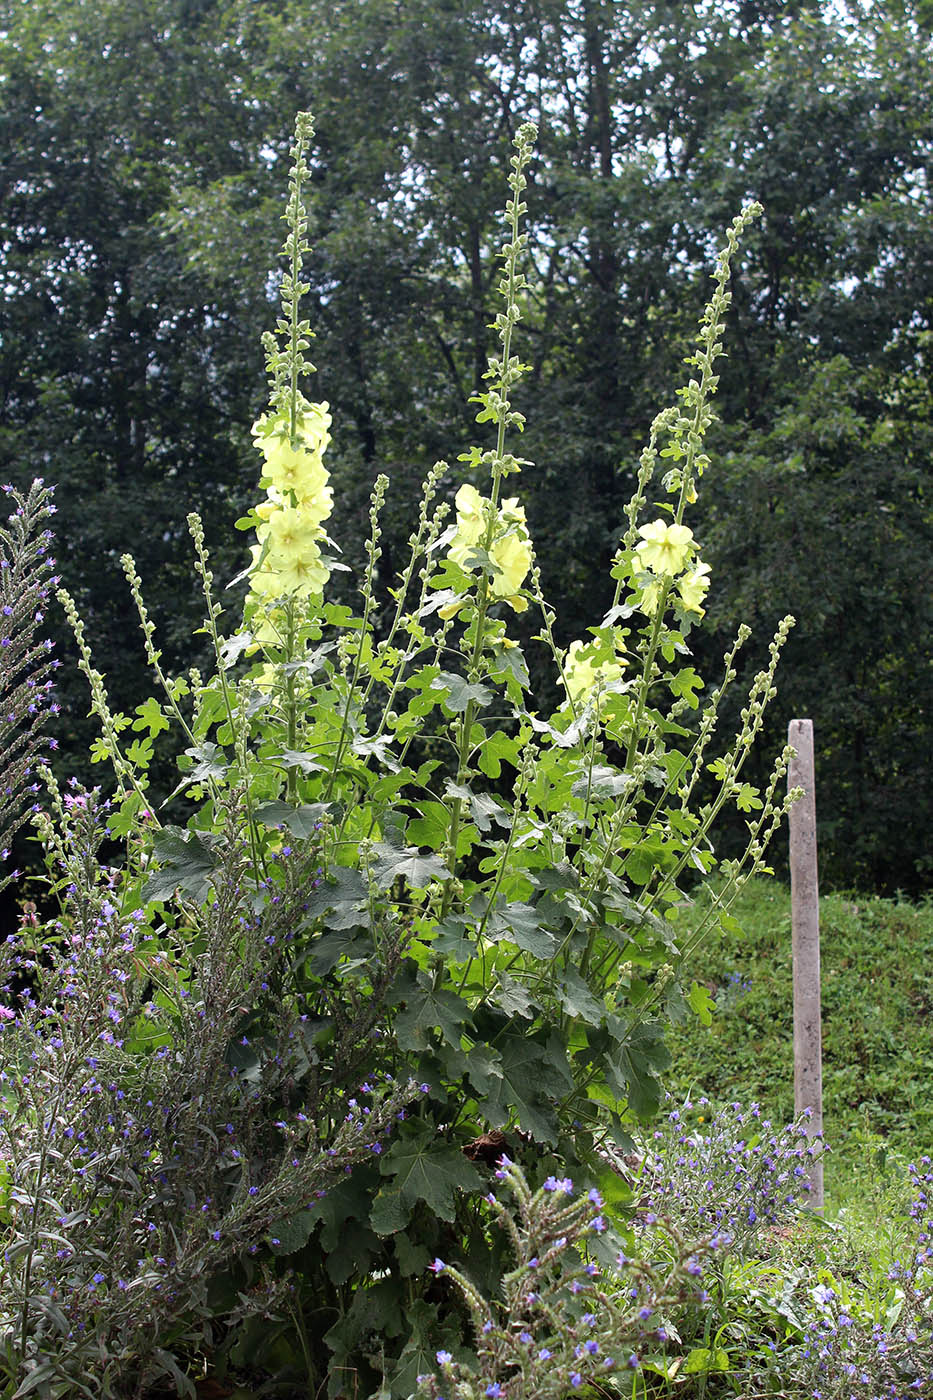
top-left (665, 877), bottom-right (933, 1207)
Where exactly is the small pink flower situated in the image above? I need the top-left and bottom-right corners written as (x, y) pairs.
top-left (0, 1006), bottom-right (15, 1022)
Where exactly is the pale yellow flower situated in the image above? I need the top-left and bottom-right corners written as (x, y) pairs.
top-left (444, 484), bottom-right (532, 613)
top-left (252, 401), bottom-right (332, 458)
top-left (252, 403), bottom-right (333, 508)
top-left (270, 548), bottom-right (330, 597)
top-left (247, 401), bottom-right (335, 604)
top-left (291, 477), bottom-right (333, 527)
top-left (489, 530), bottom-right (531, 606)
top-left (262, 442), bottom-right (329, 503)
top-left (248, 538), bottom-right (329, 600)
top-left (248, 543), bottom-right (281, 599)
top-left (448, 483), bottom-right (487, 566)
top-left (561, 636), bottom-right (627, 706)
top-left (254, 498), bottom-right (277, 537)
top-left (265, 505), bottom-right (323, 562)
top-left (252, 663), bottom-right (279, 692)
top-left (250, 610), bottom-right (287, 647)
top-left (635, 520), bottom-right (695, 575)
top-left (255, 483), bottom-right (333, 538)
top-left (634, 577), bottom-right (664, 618)
top-left (677, 560), bottom-right (712, 615)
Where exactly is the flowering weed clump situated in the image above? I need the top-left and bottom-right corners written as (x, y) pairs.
top-left (0, 780), bottom-right (414, 1397)
top-left (633, 1098), bottom-right (825, 1250)
top-left (417, 1156), bottom-right (709, 1400)
top-left (781, 1155), bottom-right (933, 1400)
top-left (608, 1103), bottom-right (933, 1397)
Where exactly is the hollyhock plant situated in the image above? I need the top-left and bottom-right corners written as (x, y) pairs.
top-left (22, 109), bottom-right (806, 1395)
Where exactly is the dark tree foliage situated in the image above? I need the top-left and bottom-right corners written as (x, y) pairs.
top-left (1, 0), bottom-right (929, 892)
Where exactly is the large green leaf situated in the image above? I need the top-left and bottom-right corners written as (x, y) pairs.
top-left (370, 1121), bottom-right (481, 1234)
top-left (301, 866), bottom-right (369, 928)
top-left (570, 764), bottom-right (632, 801)
top-left (444, 780), bottom-right (508, 832)
top-left (603, 1018), bottom-right (671, 1118)
top-left (555, 967), bottom-right (605, 1023)
top-left (684, 1347), bottom-right (730, 1374)
top-left (479, 1031), bottom-right (571, 1144)
top-left (490, 972), bottom-right (538, 1020)
top-left (484, 901), bottom-right (558, 959)
top-left (324, 1279), bottom-right (408, 1388)
top-left (303, 928), bottom-right (372, 976)
top-left (324, 1219), bottom-right (381, 1283)
top-left (391, 973), bottom-right (473, 1051)
top-left (387, 1300), bottom-right (462, 1400)
top-left (687, 980), bottom-right (716, 1027)
top-left (371, 843), bottom-right (451, 890)
top-left (431, 670), bottom-right (493, 713)
top-left (142, 827), bottom-right (221, 904)
top-left (392, 1230), bottom-right (430, 1278)
top-left (183, 741), bottom-right (229, 784)
top-left (429, 916), bottom-right (479, 962)
top-left (253, 800), bottom-right (330, 839)
top-left (316, 1170), bottom-right (382, 1252)
top-left (266, 1210), bottom-right (318, 1255)
top-left (475, 728), bottom-right (523, 778)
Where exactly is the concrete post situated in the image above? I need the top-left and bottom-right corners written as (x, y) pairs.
top-left (788, 718), bottom-right (824, 1211)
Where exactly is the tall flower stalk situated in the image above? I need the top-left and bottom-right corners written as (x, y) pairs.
top-left (243, 112), bottom-right (334, 801)
top-left (439, 121), bottom-right (537, 914)
top-left (0, 480), bottom-right (59, 893)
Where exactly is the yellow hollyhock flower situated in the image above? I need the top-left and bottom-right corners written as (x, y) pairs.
top-left (248, 534), bottom-right (329, 600)
top-left (291, 477), bottom-right (333, 528)
top-left (247, 401), bottom-right (335, 604)
top-left (628, 576), bottom-right (664, 619)
top-left (270, 547), bottom-right (330, 597)
top-left (677, 560), bottom-right (711, 615)
top-left (253, 401), bottom-right (332, 458)
top-left (253, 663), bottom-right (279, 692)
top-left (254, 498), bottom-right (277, 538)
top-left (448, 483), bottom-right (487, 566)
top-left (251, 609), bottom-right (286, 647)
top-left (248, 543), bottom-right (281, 599)
top-left (560, 636), bottom-right (627, 706)
top-left (444, 484), bottom-right (532, 613)
top-left (635, 520), bottom-right (695, 575)
top-left (489, 529), bottom-right (531, 607)
top-left (256, 482), bottom-right (333, 537)
top-left (261, 442), bottom-right (330, 502)
top-left (265, 505), bottom-right (323, 562)
top-left (252, 403), bottom-right (333, 507)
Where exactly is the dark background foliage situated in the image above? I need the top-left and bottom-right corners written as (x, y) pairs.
top-left (1, 0), bottom-right (930, 895)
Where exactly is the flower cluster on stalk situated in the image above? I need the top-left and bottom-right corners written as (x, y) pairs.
top-left (557, 519), bottom-right (711, 710)
top-left (559, 631), bottom-right (628, 708)
top-left (791, 1156), bottom-right (933, 1399)
top-left (633, 1098), bottom-right (825, 1250)
top-left (248, 397), bottom-right (334, 616)
top-left (442, 483), bottom-right (533, 615)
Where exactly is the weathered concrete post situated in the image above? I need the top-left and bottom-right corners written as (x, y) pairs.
top-left (788, 718), bottom-right (824, 1211)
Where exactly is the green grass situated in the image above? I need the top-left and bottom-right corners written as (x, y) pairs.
top-left (667, 878), bottom-right (933, 1210)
